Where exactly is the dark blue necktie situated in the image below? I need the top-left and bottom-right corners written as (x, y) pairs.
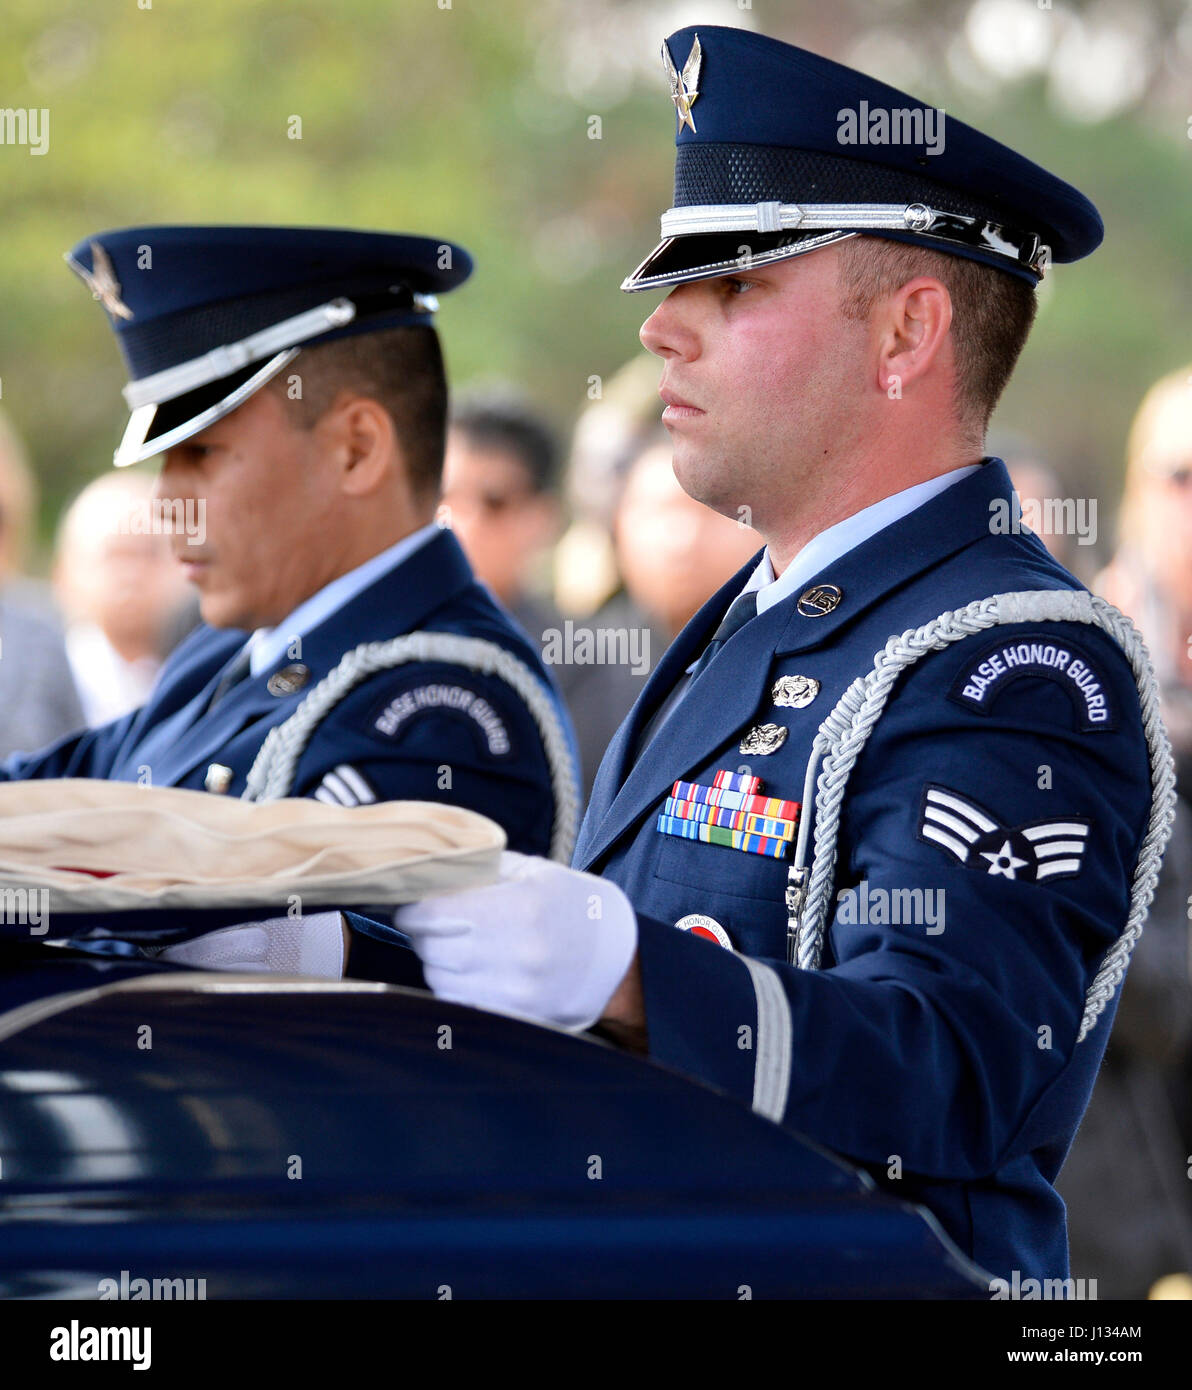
top-left (207, 645), bottom-right (253, 709)
top-left (687, 591), bottom-right (759, 684)
top-left (633, 591), bottom-right (759, 760)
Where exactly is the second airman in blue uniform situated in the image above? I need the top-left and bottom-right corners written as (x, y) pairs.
top-left (1, 226), bottom-right (579, 865)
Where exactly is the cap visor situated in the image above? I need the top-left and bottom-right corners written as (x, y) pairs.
top-left (113, 350), bottom-right (298, 467)
top-left (622, 230), bottom-right (855, 292)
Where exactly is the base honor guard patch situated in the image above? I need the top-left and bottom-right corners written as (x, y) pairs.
top-left (917, 784), bottom-right (1090, 882)
top-left (948, 635), bottom-right (1114, 730)
top-left (656, 769), bottom-right (799, 859)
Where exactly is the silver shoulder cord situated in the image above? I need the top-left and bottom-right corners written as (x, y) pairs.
top-left (784, 590), bottom-right (1176, 1043)
top-left (242, 632), bottom-right (581, 864)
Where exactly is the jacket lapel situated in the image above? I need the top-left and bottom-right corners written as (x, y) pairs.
top-left (577, 599), bottom-right (792, 868)
top-left (573, 553), bottom-right (763, 865)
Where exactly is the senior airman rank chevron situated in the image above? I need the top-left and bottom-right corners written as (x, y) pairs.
top-left (657, 773), bottom-right (800, 859)
top-left (917, 784), bottom-right (1090, 882)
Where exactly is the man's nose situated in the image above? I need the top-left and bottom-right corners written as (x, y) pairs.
top-left (155, 454), bottom-right (190, 500)
top-left (639, 286), bottom-right (700, 361)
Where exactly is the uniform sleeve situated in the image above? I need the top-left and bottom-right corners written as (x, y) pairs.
top-left (285, 658), bottom-right (578, 859)
top-left (0, 712), bottom-right (139, 782)
top-left (633, 621), bottom-right (1154, 1182)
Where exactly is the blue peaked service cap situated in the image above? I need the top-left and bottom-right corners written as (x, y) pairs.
top-left (624, 25), bottom-right (1103, 292)
top-left (65, 225), bottom-right (473, 467)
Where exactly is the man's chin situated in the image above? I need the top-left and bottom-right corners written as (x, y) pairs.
top-left (671, 449), bottom-right (735, 517)
top-left (197, 592), bottom-right (248, 631)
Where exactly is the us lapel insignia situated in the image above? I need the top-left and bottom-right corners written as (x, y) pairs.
top-left (796, 583), bottom-right (842, 617)
top-left (267, 663), bottom-right (310, 697)
top-left (662, 32), bottom-right (702, 133)
top-left (772, 674), bottom-right (820, 709)
top-left (739, 723), bottom-right (788, 755)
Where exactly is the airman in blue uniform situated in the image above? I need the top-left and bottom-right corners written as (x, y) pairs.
top-left (392, 27), bottom-right (1174, 1286)
top-left (0, 227), bottom-right (579, 863)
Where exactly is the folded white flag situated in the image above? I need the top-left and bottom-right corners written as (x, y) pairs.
top-left (0, 780), bottom-right (504, 915)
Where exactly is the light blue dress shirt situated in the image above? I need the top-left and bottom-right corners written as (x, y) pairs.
top-left (246, 521), bottom-right (443, 677)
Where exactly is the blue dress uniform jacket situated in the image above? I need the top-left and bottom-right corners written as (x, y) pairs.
top-left (1, 527), bottom-right (573, 859)
top-left (574, 459), bottom-right (1154, 1283)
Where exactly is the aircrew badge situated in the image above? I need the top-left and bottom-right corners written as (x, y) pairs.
top-left (772, 675), bottom-right (820, 709)
top-left (739, 723), bottom-right (788, 755)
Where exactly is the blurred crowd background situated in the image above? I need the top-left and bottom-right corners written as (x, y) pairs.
top-left (0, 0), bottom-right (1189, 1299)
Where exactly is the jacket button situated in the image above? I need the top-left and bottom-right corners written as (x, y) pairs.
top-left (205, 763), bottom-right (233, 794)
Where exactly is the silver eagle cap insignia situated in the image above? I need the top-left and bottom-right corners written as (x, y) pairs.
top-left (661, 33), bottom-right (702, 134)
top-left (69, 241), bottom-right (134, 321)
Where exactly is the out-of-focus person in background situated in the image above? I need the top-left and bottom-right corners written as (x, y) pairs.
top-left (0, 410), bottom-right (85, 757)
top-left (441, 390), bottom-right (565, 648)
top-left (615, 429), bottom-right (761, 645)
top-left (996, 438), bottom-right (1088, 580)
top-left (1096, 367), bottom-right (1192, 783)
top-left (1056, 365), bottom-right (1192, 1299)
top-left (53, 470), bottom-right (197, 727)
top-left (547, 358), bottom-right (760, 800)
top-left (443, 375), bottom-right (761, 804)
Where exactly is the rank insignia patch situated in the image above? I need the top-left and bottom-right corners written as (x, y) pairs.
top-left (917, 784), bottom-right (1090, 882)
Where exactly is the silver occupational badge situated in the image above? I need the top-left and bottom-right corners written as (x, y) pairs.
top-left (739, 723), bottom-right (789, 756)
top-left (204, 763), bottom-right (234, 794)
top-left (772, 674), bottom-right (820, 709)
top-left (797, 584), bottom-right (842, 617)
top-left (661, 32), bottom-right (702, 133)
top-left (267, 663), bottom-right (310, 697)
top-left (70, 241), bottom-right (135, 320)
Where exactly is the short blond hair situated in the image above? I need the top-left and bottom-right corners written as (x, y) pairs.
top-left (837, 236), bottom-right (1037, 434)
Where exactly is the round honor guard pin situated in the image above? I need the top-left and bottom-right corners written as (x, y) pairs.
top-left (739, 723), bottom-right (788, 755)
top-left (772, 674), bottom-right (820, 709)
top-left (267, 663), bottom-right (310, 697)
top-left (797, 584), bottom-right (842, 617)
top-left (675, 913), bottom-right (734, 949)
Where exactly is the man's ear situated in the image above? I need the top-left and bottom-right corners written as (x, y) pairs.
top-left (875, 276), bottom-right (953, 397)
top-left (319, 394), bottom-right (404, 497)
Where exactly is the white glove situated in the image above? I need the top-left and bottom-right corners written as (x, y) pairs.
top-left (392, 851), bottom-right (638, 1031)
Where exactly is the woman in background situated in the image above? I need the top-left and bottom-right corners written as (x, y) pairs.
top-left (0, 410), bottom-right (84, 757)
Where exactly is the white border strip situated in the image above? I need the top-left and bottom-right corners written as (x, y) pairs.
top-left (740, 956), bottom-right (792, 1122)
